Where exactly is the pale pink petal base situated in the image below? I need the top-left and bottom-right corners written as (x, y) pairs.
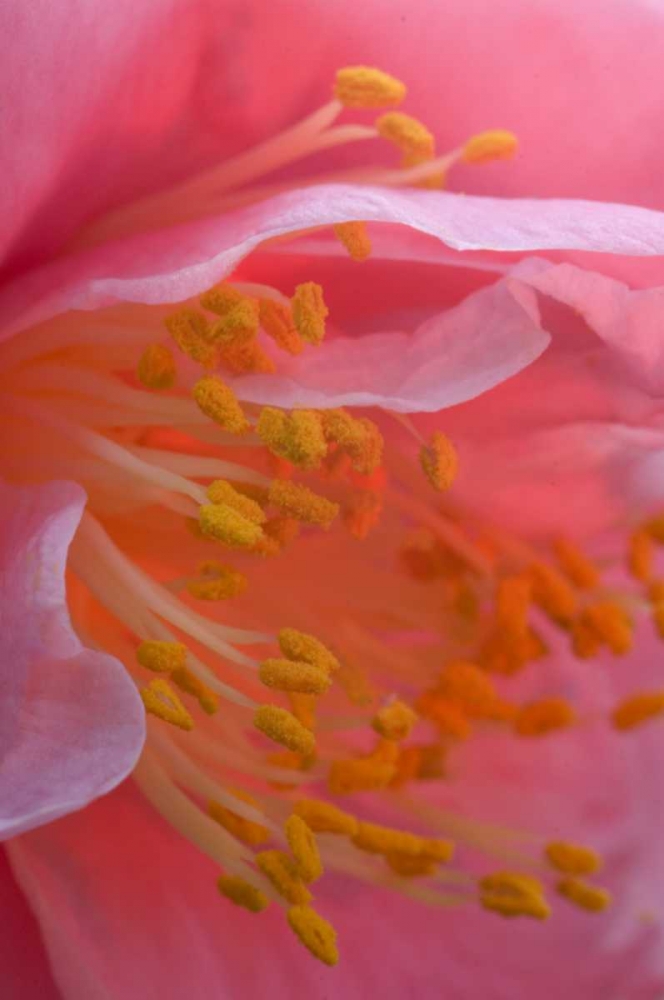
top-left (0, 480), bottom-right (145, 839)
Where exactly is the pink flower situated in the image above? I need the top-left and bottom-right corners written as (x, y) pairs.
top-left (3, 1), bottom-right (664, 997)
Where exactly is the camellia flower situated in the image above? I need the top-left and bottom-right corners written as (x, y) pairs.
top-left (3, 1), bottom-right (664, 997)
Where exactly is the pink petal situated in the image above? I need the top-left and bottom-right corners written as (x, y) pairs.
top-left (0, 846), bottom-right (61, 1000)
top-left (0, 480), bottom-right (145, 839)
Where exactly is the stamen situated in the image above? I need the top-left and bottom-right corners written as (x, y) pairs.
top-left (136, 640), bottom-right (187, 674)
top-left (343, 489), bottom-right (383, 539)
top-left (479, 872), bottom-right (550, 920)
top-left (545, 842), bottom-right (602, 876)
top-left (420, 431), bottom-right (459, 492)
top-left (385, 854), bottom-right (438, 878)
top-left (137, 344), bottom-right (177, 390)
top-left (287, 905), bottom-right (339, 967)
top-left (209, 792), bottom-right (270, 846)
top-left (462, 130), bottom-right (518, 164)
top-left (556, 877), bottom-right (611, 913)
top-left (293, 799), bottom-right (359, 836)
top-left (321, 410), bottom-right (384, 474)
top-left (257, 408), bottom-right (328, 470)
top-left (140, 679), bottom-right (194, 731)
top-left (256, 850), bottom-right (312, 905)
top-left (278, 628), bottom-right (340, 674)
top-left (376, 111), bottom-right (435, 157)
top-left (436, 661), bottom-right (496, 715)
top-left (186, 561), bottom-right (248, 601)
top-left (291, 283), bottom-right (328, 346)
top-left (611, 690), bottom-right (664, 730)
top-left (328, 754), bottom-right (396, 794)
top-left (170, 666), bottom-right (219, 715)
top-left (219, 338), bottom-right (276, 375)
top-left (259, 657), bottom-right (331, 695)
top-left (333, 221), bottom-right (372, 261)
top-left (529, 562), bottom-right (578, 625)
top-left (579, 601), bottom-right (633, 655)
top-left (286, 814), bottom-right (324, 883)
top-left (192, 377), bottom-right (250, 434)
top-left (628, 529), bottom-right (654, 583)
top-left (254, 705), bottom-right (317, 755)
top-left (258, 299), bottom-right (304, 355)
top-left (353, 821), bottom-right (454, 862)
top-left (268, 478), bottom-right (339, 528)
top-left (198, 503), bottom-right (265, 549)
top-left (553, 538), bottom-right (600, 590)
top-left (200, 284), bottom-right (244, 316)
top-left (334, 65), bottom-right (407, 109)
top-left (165, 309), bottom-right (216, 367)
top-left (372, 699), bottom-right (418, 741)
top-left (207, 480), bottom-right (266, 524)
top-left (514, 698), bottom-right (575, 737)
top-left (208, 299), bottom-right (260, 346)
top-left (217, 875), bottom-right (269, 912)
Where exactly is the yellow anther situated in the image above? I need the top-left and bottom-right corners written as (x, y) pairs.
top-left (554, 538), bottom-right (600, 590)
top-left (136, 640), bottom-right (187, 674)
top-left (254, 705), bottom-right (316, 756)
top-left (645, 514), bottom-right (664, 543)
top-left (140, 679), bottom-right (194, 731)
top-left (353, 821), bottom-right (454, 863)
top-left (164, 309), bottom-right (215, 367)
top-left (287, 905), bottom-right (339, 967)
top-left (192, 376), bottom-right (250, 434)
top-left (479, 872), bottom-right (550, 920)
top-left (217, 875), bottom-right (269, 913)
top-left (137, 343), bottom-right (176, 390)
top-left (198, 503), bottom-right (264, 549)
top-left (258, 299), bottom-right (304, 355)
top-left (186, 560), bottom-right (248, 601)
top-left (286, 814), bottom-right (323, 883)
top-left (334, 65), bottom-right (406, 109)
top-left (437, 661), bottom-right (496, 715)
top-left (206, 480), bottom-right (266, 524)
top-left (200, 283), bottom-right (244, 316)
top-left (556, 877), bottom-right (611, 913)
top-left (481, 627), bottom-right (545, 676)
top-left (170, 666), bottom-right (219, 715)
top-left (321, 410), bottom-right (384, 474)
top-left (462, 129), bottom-right (518, 164)
top-left (333, 221), bottom-right (372, 262)
top-left (649, 579), bottom-right (664, 604)
top-left (257, 407), bottom-right (327, 470)
top-left (571, 618), bottom-right (603, 660)
top-left (415, 694), bottom-right (471, 740)
top-left (496, 576), bottom-right (531, 637)
top-left (278, 628), bottom-right (340, 675)
top-left (328, 755), bottom-right (396, 795)
top-left (256, 850), bottom-right (312, 905)
top-left (376, 111), bottom-right (435, 157)
top-left (389, 744), bottom-right (445, 788)
top-left (291, 282), bottom-right (328, 346)
top-left (385, 853), bottom-right (438, 878)
top-left (219, 337), bottom-right (275, 374)
top-left (419, 431), bottom-right (459, 492)
top-left (529, 561), bottom-right (578, 625)
top-left (209, 790), bottom-right (270, 846)
top-left (293, 798), bottom-right (359, 836)
top-left (268, 478), bottom-right (339, 528)
top-left (208, 299), bottom-right (260, 346)
top-left (343, 489), bottom-right (383, 540)
top-left (259, 658), bottom-right (331, 695)
top-left (628, 528), bottom-right (654, 583)
top-left (654, 603), bottom-right (664, 640)
top-left (611, 690), bottom-right (664, 731)
top-left (289, 692), bottom-right (317, 730)
top-left (372, 699), bottom-right (418, 741)
top-left (514, 697), bottom-right (575, 737)
top-left (545, 842), bottom-right (602, 876)
top-left (263, 516), bottom-right (300, 549)
top-left (580, 600), bottom-right (633, 655)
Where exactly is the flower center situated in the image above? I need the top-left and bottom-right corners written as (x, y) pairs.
top-left (1, 64), bottom-right (662, 968)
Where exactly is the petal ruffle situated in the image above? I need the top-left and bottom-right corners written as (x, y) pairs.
top-left (0, 480), bottom-right (145, 839)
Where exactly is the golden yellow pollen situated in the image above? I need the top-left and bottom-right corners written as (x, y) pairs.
top-left (293, 798), bottom-right (359, 836)
top-left (372, 699), bottom-right (418, 741)
top-left (611, 690), bottom-right (664, 731)
top-left (278, 628), bottom-right (340, 675)
top-left (257, 407), bottom-right (327, 470)
top-left (286, 814), bottom-right (324, 883)
top-left (385, 853), bottom-right (438, 878)
top-left (334, 65), bottom-right (406, 109)
top-left (376, 111), bottom-right (435, 157)
top-left (186, 560), bottom-right (248, 601)
top-left (170, 666), bottom-right (219, 715)
top-left (268, 478), bottom-right (339, 529)
top-left (333, 221), bottom-right (372, 262)
top-left (219, 337), bottom-right (276, 375)
top-left (437, 661), bottom-right (496, 714)
top-left (353, 821), bottom-right (454, 862)
top-left (200, 283), bottom-right (244, 316)
top-left (256, 850), bottom-right (312, 905)
top-left (260, 516), bottom-right (300, 555)
top-left (328, 754), bottom-right (396, 795)
top-left (645, 514), bottom-right (664, 543)
top-left (198, 503), bottom-right (265, 549)
top-left (580, 600), bottom-right (633, 655)
top-left (137, 343), bottom-right (177, 390)
top-left (479, 872), bottom-right (550, 920)
top-left (321, 409), bottom-right (384, 475)
top-left (192, 376), bottom-right (250, 434)
top-left (136, 640), bottom-right (187, 674)
top-left (514, 697), bottom-right (575, 737)
top-left (206, 480), bottom-right (266, 525)
top-left (291, 282), bottom-right (328, 346)
top-left (556, 877), bottom-right (612, 913)
top-left (529, 561), bottom-right (578, 625)
top-left (208, 299), bottom-right (260, 346)
top-left (140, 679), bottom-right (194, 731)
top-left (462, 129), bottom-right (518, 164)
top-left (254, 705), bottom-right (316, 756)
top-left (217, 875), bottom-right (269, 913)
top-left (258, 299), bottom-right (304, 355)
top-left (164, 309), bottom-right (216, 367)
top-left (419, 431), bottom-right (459, 492)
top-left (554, 538), bottom-right (600, 590)
top-left (628, 529), bottom-right (654, 583)
top-left (416, 694), bottom-right (471, 740)
top-left (496, 575), bottom-right (531, 637)
top-left (209, 790), bottom-right (270, 846)
top-left (287, 905), bottom-right (339, 967)
top-left (648, 579), bottom-right (664, 604)
top-left (289, 692), bottom-right (317, 730)
top-left (342, 489), bottom-right (383, 540)
top-left (545, 842), bottom-right (602, 876)
top-left (259, 658), bottom-right (331, 695)
top-left (571, 618), bottom-right (603, 660)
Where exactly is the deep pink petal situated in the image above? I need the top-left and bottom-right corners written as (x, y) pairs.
top-left (0, 480), bottom-right (145, 839)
